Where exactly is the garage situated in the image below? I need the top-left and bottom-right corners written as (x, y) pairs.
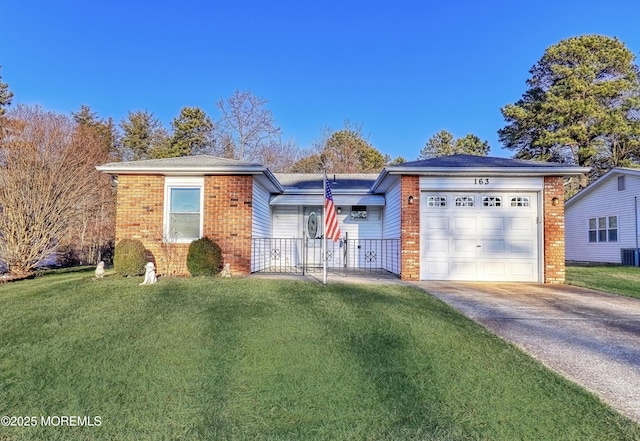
top-left (420, 190), bottom-right (539, 281)
top-left (370, 154), bottom-right (590, 283)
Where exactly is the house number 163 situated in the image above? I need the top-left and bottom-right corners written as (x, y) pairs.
top-left (474, 178), bottom-right (490, 185)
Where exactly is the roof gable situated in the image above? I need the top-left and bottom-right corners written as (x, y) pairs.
top-left (565, 167), bottom-right (640, 208)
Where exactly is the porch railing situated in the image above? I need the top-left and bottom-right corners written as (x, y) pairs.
top-left (251, 237), bottom-right (401, 276)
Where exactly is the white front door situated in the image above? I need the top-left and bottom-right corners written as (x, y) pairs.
top-left (420, 192), bottom-right (539, 282)
top-left (304, 207), bottom-right (323, 267)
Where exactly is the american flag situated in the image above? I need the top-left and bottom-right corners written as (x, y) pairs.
top-left (324, 175), bottom-right (341, 242)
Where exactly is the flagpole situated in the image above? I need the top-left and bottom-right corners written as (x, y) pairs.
top-left (323, 171), bottom-right (328, 285)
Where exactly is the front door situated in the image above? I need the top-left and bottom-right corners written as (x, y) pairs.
top-left (304, 207), bottom-right (323, 267)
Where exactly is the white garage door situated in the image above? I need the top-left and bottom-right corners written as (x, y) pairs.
top-left (420, 192), bottom-right (539, 282)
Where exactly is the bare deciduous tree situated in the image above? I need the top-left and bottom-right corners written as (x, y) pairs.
top-left (0, 105), bottom-right (114, 276)
top-left (216, 90), bottom-right (282, 162)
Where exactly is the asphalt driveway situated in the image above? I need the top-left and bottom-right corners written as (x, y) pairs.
top-left (414, 281), bottom-right (640, 424)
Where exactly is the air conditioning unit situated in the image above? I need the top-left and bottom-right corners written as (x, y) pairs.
top-left (620, 248), bottom-right (639, 266)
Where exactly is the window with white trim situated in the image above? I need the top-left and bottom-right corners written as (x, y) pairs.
top-left (455, 196), bottom-right (474, 207)
top-left (165, 177), bottom-right (204, 242)
top-left (427, 196), bottom-right (447, 207)
top-left (351, 205), bottom-right (367, 220)
top-left (588, 216), bottom-right (617, 243)
top-left (483, 196), bottom-right (502, 207)
top-left (510, 196), bottom-right (530, 207)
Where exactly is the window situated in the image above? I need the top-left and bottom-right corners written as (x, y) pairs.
top-left (608, 216), bottom-right (618, 241)
top-left (455, 196), bottom-right (474, 207)
top-left (588, 216), bottom-right (618, 243)
top-left (351, 205), bottom-right (367, 220)
top-left (510, 196), bottom-right (530, 207)
top-left (588, 218), bottom-right (597, 242)
top-left (427, 196), bottom-right (447, 207)
top-left (483, 196), bottom-right (502, 207)
top-left (165, 177), bottom-right (203, 242)
top-left (618, 176), bottom-right (625, 191)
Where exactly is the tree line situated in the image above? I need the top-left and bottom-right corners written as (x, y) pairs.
top-left (0, 33), bottom-right (639, 275)
top-left (68, 92), bottom-right (407, 174)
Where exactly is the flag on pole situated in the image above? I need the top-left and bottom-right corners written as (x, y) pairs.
top-left (324, 174), bottom-right (341, 242)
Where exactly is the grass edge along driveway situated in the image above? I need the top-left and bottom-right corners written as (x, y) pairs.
top-left (0, 269), bottom-right (638, 440)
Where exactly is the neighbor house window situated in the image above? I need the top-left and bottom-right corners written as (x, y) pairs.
top-left (165, 177), bottom-right (204, 242)
top-left (618, 176), bottom-right (625, 191)
top-left (588, 216), bottom-right (617, 243)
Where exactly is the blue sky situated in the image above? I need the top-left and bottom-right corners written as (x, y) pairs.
top-left (3, 0), bottom-right (640, 161)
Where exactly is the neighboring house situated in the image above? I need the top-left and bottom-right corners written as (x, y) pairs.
top-left (565, 168), bottom-right (640, 266)
top-left (97, 154), bottom-right (587, 283)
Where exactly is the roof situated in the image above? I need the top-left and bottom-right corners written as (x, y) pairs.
top-left (396, 154), bottom-right (572, 169)
top-left (274, 173), bottom-right (379, 192)
top-left (565, 167), bottom-right (640, 209)
top-left (96, 154), bottom-right (591, 197)
top-left (373, 154), bottom-right (590, 192)
top-left (96, 155), bottom-right (262, 171)
top-left (96, 155), bottom-right (283, 193)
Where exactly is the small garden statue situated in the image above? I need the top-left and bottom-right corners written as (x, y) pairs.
top-left (221, 263), bottom-right (232, 278)
top-left (140, 262), bottom-right (157, 285)
top-left (95, 261), bottom-right (105, 279)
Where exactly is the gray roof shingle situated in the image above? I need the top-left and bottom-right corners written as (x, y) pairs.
top-left (395, 154), bottom-right (569, 168)
top-left (98, 155), bottom-right (262, 169)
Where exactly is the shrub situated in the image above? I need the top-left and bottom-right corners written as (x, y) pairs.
top-left (187, 237), bottom-right (222, 276)
top-left (113, 239), bottom-right (147, 277)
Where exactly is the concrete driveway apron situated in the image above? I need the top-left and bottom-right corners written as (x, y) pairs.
top-left (414, 281), bottom-right (640, 424)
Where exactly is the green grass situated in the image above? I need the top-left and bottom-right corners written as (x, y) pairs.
top-left (1, 269), bottom-right (639, 440)
top-left (567, 265), bottom-right (640, 298)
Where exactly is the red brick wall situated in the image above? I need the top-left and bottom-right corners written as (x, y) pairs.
top-left (114, 175), bottom-right (190, 276)
top-left (203, 175), bottom-right (253, 274)
top-left (115, 174), bottom-right (254, 276)
top-left (400, 175), bottom-right (420, 280)
top-left (543, 176), bottom-right (565, 284)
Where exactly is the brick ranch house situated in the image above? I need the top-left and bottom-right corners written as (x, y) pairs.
top-left (97, 154), bottom-right (587, 283)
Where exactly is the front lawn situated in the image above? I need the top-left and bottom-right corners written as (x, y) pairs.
top-left (1, 269), bottom-right (638, 440)
top-left (567, 265), bottom-right (640, 299)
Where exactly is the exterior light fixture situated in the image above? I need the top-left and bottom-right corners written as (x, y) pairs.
top-left (337, 207), bottom-right (342, 214)
top-left (408, 195), bottom-right (414, 205)
top-left (551, 197), bottom-right (560, 206)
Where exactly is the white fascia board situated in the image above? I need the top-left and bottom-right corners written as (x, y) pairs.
top-left (383, 166), bottom-right (590, 176)
top-left (278, 188), bottom-right (373, 195)
top-left (372, 166), bottom-right (589, 193)
top-left (95, 165), bottom-right (284, 193)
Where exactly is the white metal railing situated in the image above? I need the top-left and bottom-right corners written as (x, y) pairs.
top-left (251, 237), bottom-right (401, 276)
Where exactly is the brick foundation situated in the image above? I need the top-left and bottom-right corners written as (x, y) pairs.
top-left (543, 176), bottom-right (565, 284)
top-left (400, 175), bottom-right (420, 281)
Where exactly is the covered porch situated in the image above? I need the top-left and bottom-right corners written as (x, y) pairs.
top-left (251, 237), bottom-right (400, 277)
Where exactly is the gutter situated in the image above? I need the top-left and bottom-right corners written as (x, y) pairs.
top-left (372, 166), bottom-right (590, 193)
top-left (95, 165), bottom-right (285, 193)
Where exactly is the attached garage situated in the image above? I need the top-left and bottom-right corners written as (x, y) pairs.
top-left (372, 155), bottom-right (589, 283)
top-left (420, 189), bottom-right (539, 281)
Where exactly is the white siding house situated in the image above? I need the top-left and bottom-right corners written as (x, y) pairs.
top-left (381, 177), bottom-right (401, 274)
top-left (251, 180), bottom-right (273, 272)
top-left (267, 173), bottom-right (389, 271)
top-left (565, 168), bottom-right (640, 265)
